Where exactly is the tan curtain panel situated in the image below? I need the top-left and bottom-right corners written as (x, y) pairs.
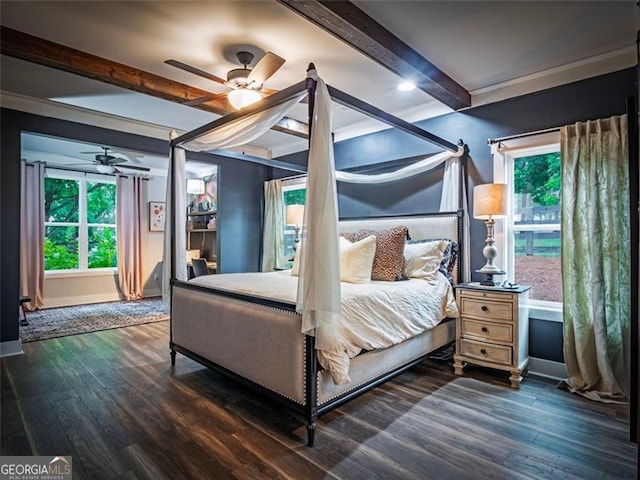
top-left (117, 175), bottom-right (144, 300)
top-left (20, 161), bottom-right (45, 310)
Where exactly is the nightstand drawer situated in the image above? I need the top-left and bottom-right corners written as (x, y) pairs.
top-left (459, 338), bottom-right (512, 365)
top-left (461, 318), bottom-right (512, 343)
top-left (459, 297), bottom-right (513, 321)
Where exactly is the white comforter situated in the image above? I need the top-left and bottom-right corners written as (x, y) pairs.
top-left (189, 270), bottom-right (458, 384)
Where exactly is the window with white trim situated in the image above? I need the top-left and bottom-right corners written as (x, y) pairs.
top-left (492, 132), bottom-right (562, 317)
top-left (44, 171), bottom-right (117, 272)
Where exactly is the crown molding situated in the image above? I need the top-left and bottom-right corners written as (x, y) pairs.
top-left (1, 90), bottom-right (174, 140)
top-left (470, 45), bottom-right (635, 108)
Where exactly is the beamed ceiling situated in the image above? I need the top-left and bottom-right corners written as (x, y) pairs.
top-left (0, 1), bottom-right (636, 166)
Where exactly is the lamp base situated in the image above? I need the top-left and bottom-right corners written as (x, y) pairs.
top-left (475, 269), bottom-right (506, 286)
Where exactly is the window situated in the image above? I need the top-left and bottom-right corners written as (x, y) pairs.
top-left (493, 132), bottom-right (562, 318)
top-left (44, 172), bottom-right (117, 272)
top-left (282, 178), bottom-right (306, 261)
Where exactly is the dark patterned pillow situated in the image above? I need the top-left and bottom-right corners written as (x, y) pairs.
top-left (407, 238), bottom-right (458, 284)
top-left (343, 226), bottom-right (408, 281)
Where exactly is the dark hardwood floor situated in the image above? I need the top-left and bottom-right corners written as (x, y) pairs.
top-left (1, 321), bottom-right (636, 479)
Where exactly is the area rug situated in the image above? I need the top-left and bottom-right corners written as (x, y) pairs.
top-left (20, 298), bottom-right (169, 342)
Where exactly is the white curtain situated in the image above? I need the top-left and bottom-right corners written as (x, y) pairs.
top-left (261, 179), bottom-right (286, 271)
top-left (440, 157), bottom-right (471, 282)
top-left (116, 175), bottom-right (144, 300)
top-left (335, 150), bottom-right (454, 184)
top-left (181, 93), bottom-right (307, 152)
top-left (296, 70), bottom-right (342, 351)
top-left (20, 161), bottom-right (45, 310)
top-left (163, 133), bottom-right (187, 303)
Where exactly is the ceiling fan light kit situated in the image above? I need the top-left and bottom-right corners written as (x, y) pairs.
top-left (96, 164), bottom-right (117, 174)
top-left (165, 49), bottom-right (285, 109)
top-left (228, 88), bottom-right (262, 109)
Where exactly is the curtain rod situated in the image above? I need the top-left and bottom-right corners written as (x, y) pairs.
top-left (487, 126), bottom-right (560, 145)
top-left (38, 163), bottom-right (150, 180)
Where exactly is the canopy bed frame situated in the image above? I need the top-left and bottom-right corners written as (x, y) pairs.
top-left (168, 64), bottom-right (468, 446)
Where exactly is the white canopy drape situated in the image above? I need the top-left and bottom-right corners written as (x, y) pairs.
top-left (166, 69), bottom-right (467, 349)
top-left (162, 133), bottom-right (187, 303)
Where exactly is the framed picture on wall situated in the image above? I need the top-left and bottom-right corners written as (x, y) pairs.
top-left (149, 201), bottom-right (165, 232)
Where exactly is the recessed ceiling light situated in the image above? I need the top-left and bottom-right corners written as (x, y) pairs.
top-left (398, 81), bottom-right (416, 92)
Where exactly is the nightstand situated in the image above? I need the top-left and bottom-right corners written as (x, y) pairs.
top-left (453, 282), bottom-right (531, 388)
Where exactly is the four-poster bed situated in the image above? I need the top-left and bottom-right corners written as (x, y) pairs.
top-left (166, 64), bottom-right (468, 446)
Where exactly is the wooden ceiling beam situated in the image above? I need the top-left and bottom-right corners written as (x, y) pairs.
top-left (0, 26), bottom-right (308, 139)
top-left (276, 0), bottom-right (471, 110)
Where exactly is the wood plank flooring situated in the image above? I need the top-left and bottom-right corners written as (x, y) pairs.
top-left (1, 321), bottom-right (636, 479)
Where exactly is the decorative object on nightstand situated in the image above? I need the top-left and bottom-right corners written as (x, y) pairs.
top-left (286, 204), bottom-right (305, 252)
top-left (453, 282), bottom-right (531, 388)
top-left (473, 183), bottom-right (508, 286)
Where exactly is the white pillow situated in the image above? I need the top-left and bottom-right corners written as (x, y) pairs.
top-left (291, 235), bottom-right (376, 284)
top-left (403, 240), bottom-right (447, 282)
top-left (339, 235), bottom-right (376, 284)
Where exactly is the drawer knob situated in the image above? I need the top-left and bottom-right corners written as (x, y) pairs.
top-left (481, 327), bottom-right (488, 333)
top-left (480, 349), bottom-right (487, 355)
top-left (481, 305), bottom-right (488, 312)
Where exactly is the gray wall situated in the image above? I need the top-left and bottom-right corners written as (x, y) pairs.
top-left (0, 108), bottom-right (268, 344)
top-left (277, 68), bottom-right (636, 362)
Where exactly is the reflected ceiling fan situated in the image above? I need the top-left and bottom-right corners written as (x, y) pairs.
top-left (75, 147), bottom-right (151, 174)
top-left (165, 50), bottom-right (285, 110)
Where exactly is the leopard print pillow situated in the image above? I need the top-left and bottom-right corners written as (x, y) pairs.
top-left (343, 226), bottom-right (408, 281)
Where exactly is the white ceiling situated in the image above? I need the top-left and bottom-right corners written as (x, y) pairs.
top-left (1, 0), bottom-right (637, 168)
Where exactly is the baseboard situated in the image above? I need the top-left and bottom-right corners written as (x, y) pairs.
top-left (0, 340), bottom-right (24, 357)
top-left (529, 357), bottom-right (567, 381)
top-left (42, 292), bottom-right (122, 309)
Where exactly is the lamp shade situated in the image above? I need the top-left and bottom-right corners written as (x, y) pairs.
top-left (286, 204), bottom-right (305, 226)
top-left (186, 178), bottom-right (205, 194)
top-left (473, 183), bottom-right (508, 219)
top-left (228, 88), bottom-right (261, 110)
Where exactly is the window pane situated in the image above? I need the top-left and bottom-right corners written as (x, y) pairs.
top-left (513, 152), bottom-right (560, 224)
top-left (284, 188), bottom-right (306, 207)
top-left (514, 230), bottom-right (561, 302)
top-left (87, 182), bottom-right (116, 224)
top-left (88, 226), bottom-right (117, 268)
top-left (44, 226), bottom-right (79, 270)
top-left (513, 152), bottom-right (561, 303)
top-left (45, 178), bottom-right (79, 222)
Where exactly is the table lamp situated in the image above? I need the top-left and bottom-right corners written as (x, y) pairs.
top-left (286, 204), bottom-right (305, 252)
top-left (186, 178), bottom-right (205, 213)
top-left (473, 183), bottom-right (508, 286)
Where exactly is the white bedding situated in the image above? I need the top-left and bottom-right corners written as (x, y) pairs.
top-left (189, 270), bottom-right (458, 384)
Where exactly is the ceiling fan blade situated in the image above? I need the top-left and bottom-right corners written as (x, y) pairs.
top-left (165, 59), bottom-right (227, 85)
top-left (181, 92), bottom-right (229, 107)
top-left (116, 164), bottom-right (151, 172)
top-left (247, 52), bottom-right (285, 86)
top-left (108, 157), bottom-right (127, 165)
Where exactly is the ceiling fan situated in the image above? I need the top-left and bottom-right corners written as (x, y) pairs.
top-left (165, 50), bottom-right (285, 110)
top-left (76, 147), bottom-right (151, 174)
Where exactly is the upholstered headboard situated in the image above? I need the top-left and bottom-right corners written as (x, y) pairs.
top-left (338, 211), bottom-right (463, 284)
